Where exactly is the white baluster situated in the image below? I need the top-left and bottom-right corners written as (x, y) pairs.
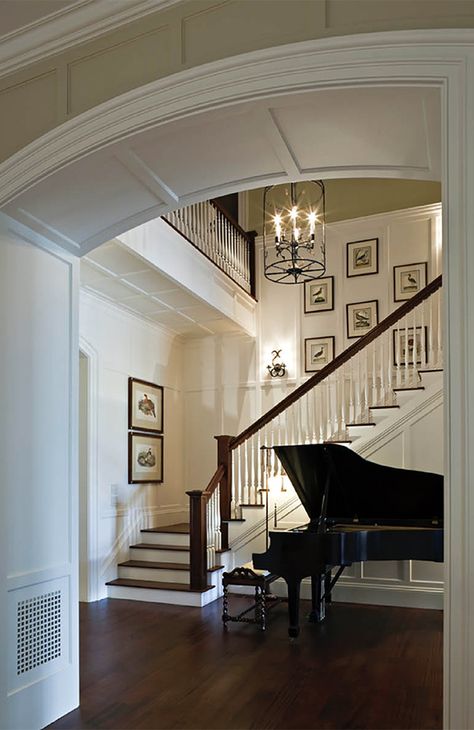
top-left (215, 485), bottom-right (222, 551)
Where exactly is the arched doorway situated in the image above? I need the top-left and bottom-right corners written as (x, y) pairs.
top-left (1, 31), bottom-right (473, 729)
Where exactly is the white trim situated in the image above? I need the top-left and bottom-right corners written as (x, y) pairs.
top-left (78, 337), bottom-right (100, 603)
top-left (0, 0), bottom-right (183, 80)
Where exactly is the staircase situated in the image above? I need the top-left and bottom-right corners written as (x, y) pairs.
top-left (106, 523), bottom-right (228, 606)
top-left (107, 275), bottom-right (443, 606)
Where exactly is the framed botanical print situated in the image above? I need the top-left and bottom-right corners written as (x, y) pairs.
top-left (128, 432), bottom-right (163, 483)
top-left (346, 238), bottom-right (379, 277)
top-left (304, 276), bottom-right (334, 313)
top-left (393, 326), bottom-right (428, 366)
top-left (128, 377), bottom-right (163, 433)
top-left (346, 300), bottom-right (379, 339)
top-left (393, 262), bottom-right (427, 302)
top-left (304, 336), bottom-right (335, 373)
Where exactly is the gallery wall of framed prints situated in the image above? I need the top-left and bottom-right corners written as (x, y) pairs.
top-left (128, 377), bottom-right (164, 484)
top-left (299, 204), bottom-right (441, 379)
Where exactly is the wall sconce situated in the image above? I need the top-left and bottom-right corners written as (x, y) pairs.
top-left (267, 349), bottom-right (286, 378)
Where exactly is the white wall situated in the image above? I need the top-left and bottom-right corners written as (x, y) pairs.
top-left (0, 217), bottom-right (79, 729)
top-left (184, 204), bottom-right (442, 467)
top-left (79, 290), bottom-right (186, 599)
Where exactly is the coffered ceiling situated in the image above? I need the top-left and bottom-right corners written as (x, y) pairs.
top-left (81, 240), bottom-right (245, 337)
top-left (2, 85), bottom-right (440, 256)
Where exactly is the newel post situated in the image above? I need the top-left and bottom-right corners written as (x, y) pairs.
top-left (186, 490), bottom-right (207, 590)
top-left (215, 435), bottom-right (233, 551)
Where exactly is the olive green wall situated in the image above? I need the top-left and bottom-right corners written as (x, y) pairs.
top-left (1, 0), bottom-right (474, 163)
top-left (247, 179), bottom-right (442, 233)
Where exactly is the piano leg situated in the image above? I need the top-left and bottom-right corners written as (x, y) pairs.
top-left (308, 573), bottom-right (325, 623)
top-left (286, 579), bottom-right (301, 638)
top-left (325, 570), bottom-right (332, 604)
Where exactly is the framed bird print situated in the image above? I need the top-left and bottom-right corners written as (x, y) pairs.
top-left (304, 276), bottom-right (334, 313)
top-left (128, 377), bottom-right (163, 433)
top-left (393, 326), bottom-right (428, 367)
top-left (128, 432), bottom-right (163, 483)
top-left (346, 300), bottom-right (379, 339)
top-left (304, 336), bottom-right (335, 373)
top-left (346, 238), bottom-right (378, 277)
top-left (393, 262), bottom-right (427, 302)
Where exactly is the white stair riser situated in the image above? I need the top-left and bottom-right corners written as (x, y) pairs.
top-left (347, 425), bottom-right (376, 440)
top-left (118, 566), bottom-right (190, 583)
top-left (140, 532), bottom-right (189, 547)
top-left (394, 389), bottom-right (423, 407)
top-left (130, 547), bottom-right (189, 563)
top-left (419, 371), bottom-right (443, 388)
top-left (370, 408), bottom-right (400, 424)
top-left (107, 585), bottom-right (218, 607)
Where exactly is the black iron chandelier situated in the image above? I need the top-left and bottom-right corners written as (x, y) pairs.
top-left (263, 180), bottom-right (326, 284)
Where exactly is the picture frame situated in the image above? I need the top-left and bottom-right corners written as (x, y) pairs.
top-left (346, 300), bottom-right (379, 339)
top-left (128, 377), bottom-right (163, 434)
top-left (304, 336), bottom-right (335, 373)
top-left (393, 262), bottom-right (427, 302)
top-left (393, 326), bottom-right (428, 367)
top-left (346, 238), bottom-right (379, 277)
top-left (128, 432), bottom-right (163, 484)
top-left (304, 276), bottom-right (334, 313)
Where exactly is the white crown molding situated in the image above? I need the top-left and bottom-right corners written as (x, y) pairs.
top-left (0, 0), bottom-right (183, 80)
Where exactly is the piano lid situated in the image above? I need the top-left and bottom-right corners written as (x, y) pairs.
top-left (273, 444), bottom-right (443, 524)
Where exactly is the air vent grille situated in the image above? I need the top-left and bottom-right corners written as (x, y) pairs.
top-left (16, 589), bottom-right (62, 675)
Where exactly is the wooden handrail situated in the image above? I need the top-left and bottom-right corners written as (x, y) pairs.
top-left (230, 274), bottom-right (442, 450)
top-left (202, 464), bottom-right (225, 498)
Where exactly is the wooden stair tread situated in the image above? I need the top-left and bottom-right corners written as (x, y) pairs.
top-left (240, 503), bottom-right (264, 508)
top-left (131, 543), bottom-right (189, 552)
top-left (418, 368), bottom-right (443, 373)
top-left (393, 386), bottom-right (425, 392)
top-left (142, 523), bottom-right (189, 534)
top-left (119, 560), bottom-right (190, 570)
top-left (106, 578), bottom-right (213, 593)
top-left (119, 560), bottom-right (223, 573)
top-left (323, 439), bottom-right (352, 444)
top-left (370, 404), bottom-right (399, 410)
top-left (346, 422), bottom-right (376, 427)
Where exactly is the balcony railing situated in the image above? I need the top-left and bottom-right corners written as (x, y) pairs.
top-left (163, 199), bottom-right (256, 298)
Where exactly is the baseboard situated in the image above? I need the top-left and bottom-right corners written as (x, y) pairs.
top-left (229, 577), bottom-right (443, 610)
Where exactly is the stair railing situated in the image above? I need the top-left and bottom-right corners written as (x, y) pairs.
top-left (188, 275), bottom-right (442, 588)
top-left (163, 200), bottom-right (257, 298)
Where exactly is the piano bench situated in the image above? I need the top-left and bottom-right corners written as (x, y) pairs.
top-left (222, 563), bottom-right (281, 631)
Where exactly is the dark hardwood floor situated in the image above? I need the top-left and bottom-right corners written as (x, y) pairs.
top-left (47, 597), bottom-right (442, 730)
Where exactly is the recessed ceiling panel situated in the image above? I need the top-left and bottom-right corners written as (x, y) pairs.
top-left (84, 277), bottom-right (139, 302)
top-left (153, 288), bottom-right (202, 309)
top-left (130, 105), bottom-right (285, 197)
top-left (85, 242), bottom-right (148, 276)
top-left (7, 153), bottom-right (165, 244)
top-left (270, 87), bottom-right (439, 175)
top-left (121, 269), bottom-right (177, 294)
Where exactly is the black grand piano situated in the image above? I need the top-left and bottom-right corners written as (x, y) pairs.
top-left (252, 444), bottom-right (443, 637)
